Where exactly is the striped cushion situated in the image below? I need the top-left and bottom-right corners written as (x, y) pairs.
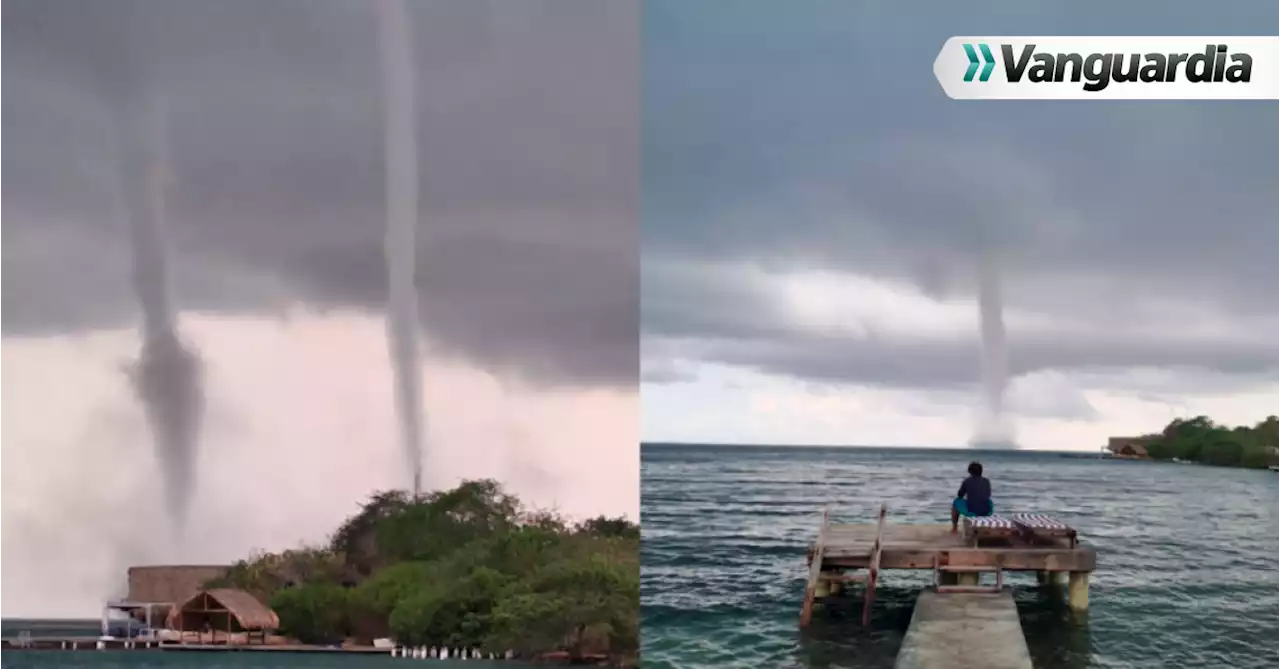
top-left (968, 515), bottom-right (1015, 530)
top-left (1012, 513), bottom-right (1073, 531)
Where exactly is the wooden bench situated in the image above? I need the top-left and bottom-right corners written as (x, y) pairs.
top-left (1010, 513), bottom-right (1078, 548)
top-left (963, 515), bottom-right (1018, 545)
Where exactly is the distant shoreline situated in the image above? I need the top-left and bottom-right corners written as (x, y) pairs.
top-left (1106, 415), bottom-right (1278, 470)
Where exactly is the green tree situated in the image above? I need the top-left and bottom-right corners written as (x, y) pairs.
top-left (388, 567), bottom-right (511, 649)
top-left (206, 547), bottom-right (344, 602)
top-left (374, 479), bottom-right (521, 564)
top-left (1201, 437), bottom-right (1245, 467)
top-left (576, 516), bottom-right (641, 539)
top-left (218, 479), bottom-right (639, 662)
top-left (353, 561), bottom-right (442, 619)
top-left (487, 555), bottom-right (639, 661)
top-left (1254, 415), bottom-right (1278, 448)
top-left (330, 490), bottom-right (413, 576)
top-left (1145, 415), bottom-right (1278, 469)
top-left (270, 583), bottom-right (352, 645)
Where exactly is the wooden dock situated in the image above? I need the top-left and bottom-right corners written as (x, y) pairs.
top-left (801, 505), bottom-right (1096, 627)
top-left (0, 638), bottom-right (390, 654)
top-left (894, 590), bottom-right (1032, 669)
top-left (163, 644), bottom-right (390, 653)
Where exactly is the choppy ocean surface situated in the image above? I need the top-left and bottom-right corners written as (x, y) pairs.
top-left (641, 444), bottom-right (1279, 669)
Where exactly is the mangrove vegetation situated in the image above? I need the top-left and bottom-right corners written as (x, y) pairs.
top-left (206, 479), bottom-right (639, 664)
top-left (1141, 415), bottom-right (1278, 469)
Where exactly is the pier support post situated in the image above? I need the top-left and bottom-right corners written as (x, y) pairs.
top-left (1037, 570), bottom-right (1064, 587)
top-left (1067, 571), bottom-right (1090, 612)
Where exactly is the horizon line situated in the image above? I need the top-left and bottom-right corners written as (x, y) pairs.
top-left (640, 441), bottom-right (1102, 453)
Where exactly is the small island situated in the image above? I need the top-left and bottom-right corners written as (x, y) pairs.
top-left (205, 479), bottom-right (638, 666)
top-left (1107, 415), bottom-right (1278, 469)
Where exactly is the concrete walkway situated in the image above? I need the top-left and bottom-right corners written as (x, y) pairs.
top-left (894, 590), bottom-right (1032, 669)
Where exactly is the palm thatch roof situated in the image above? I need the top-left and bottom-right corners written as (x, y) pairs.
top-left (1107, 437), bottom-right (1151, 457)
top-left (128, 565), bottom-right (229, 604)
top-left (165, 588), bottom-right (280, 632)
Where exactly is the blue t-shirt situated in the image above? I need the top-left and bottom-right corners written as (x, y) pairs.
top-left (957, 475), bottom-right (992, 516)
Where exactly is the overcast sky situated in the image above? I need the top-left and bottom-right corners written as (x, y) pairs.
top-left (2, 0), bottom-right (638, 616)
top-left (640, 0), bottom-right (1278, 449)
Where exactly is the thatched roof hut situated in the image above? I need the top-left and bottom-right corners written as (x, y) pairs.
top-left (1107, 437), bottom-right (1151, 458)
top-left (166, 589), bottom-right (280, 634)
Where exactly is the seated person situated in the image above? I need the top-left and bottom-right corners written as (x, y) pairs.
top-left (951, 461), bottom-right (993, 532)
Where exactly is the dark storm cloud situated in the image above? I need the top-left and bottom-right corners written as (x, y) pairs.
top-left (648, 326), bottom-right (1276, 391)
top-left (2, 0), bottom-right (638, 387)
top-left (641, 0), bottom-right (1278, 388)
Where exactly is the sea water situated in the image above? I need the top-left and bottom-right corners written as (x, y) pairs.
top-left (0, 621), bottom-right (505, 669)
top-left (0, 648), bottom-right (505, 669)
top-left (641, 444), bottom-right (1279, 669)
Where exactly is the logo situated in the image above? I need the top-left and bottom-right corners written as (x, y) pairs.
top-left (963, 43), bottom-right (996, 82)
top-left (934, 36), bottom-right (1280, 100)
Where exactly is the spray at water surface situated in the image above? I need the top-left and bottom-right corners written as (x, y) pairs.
top-left (375, 0), bottom-right (425, 495)
top-left (971, 253), bottom-right (1015, 449)
top-left (116, 95), bottom-right (206, 529)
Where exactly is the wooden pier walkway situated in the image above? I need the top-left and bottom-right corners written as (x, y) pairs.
top-left (801, 504), bottom-right (1096, 627)
top-left (0, 638), bottom-right (390, 654)
top-left (894, 590), bottom-right (1032, 669)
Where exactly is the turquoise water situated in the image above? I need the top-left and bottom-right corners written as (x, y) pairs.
top-left (0, 653), bottom-right (416, 669)
top-left (641, 444), bottom-right (1280, 669)
top-left (3, 619), bottom-right (103, 638)
top-left (0, 650), bottom-right (505, 669)
top-left (0, 621), bottom-right (500, 668)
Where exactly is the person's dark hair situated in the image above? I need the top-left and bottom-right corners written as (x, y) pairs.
top-left (967, 461), bottom-right (983, 477)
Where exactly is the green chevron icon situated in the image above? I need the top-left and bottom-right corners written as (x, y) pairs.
top-left (963, 43), bottom-right (996, 82)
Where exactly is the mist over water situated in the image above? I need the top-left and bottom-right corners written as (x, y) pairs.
top-left (117, 95), bottom-right (205, 530)
top-left (973, 254), bottom-right (1015, 449)
top-left (375, 0), bottom-right (426, 495)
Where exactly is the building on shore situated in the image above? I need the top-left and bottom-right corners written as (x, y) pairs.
top-left (166, 588), bottom-right (279, 644)
top-left (104, 565), bottom-right (230, 634)
top-left (105, 565), bottom-right (280, 647)
top-left (128, 565), bottom-right (230, 605)
top-left (1105, 436), bottom-right (1153, 459)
